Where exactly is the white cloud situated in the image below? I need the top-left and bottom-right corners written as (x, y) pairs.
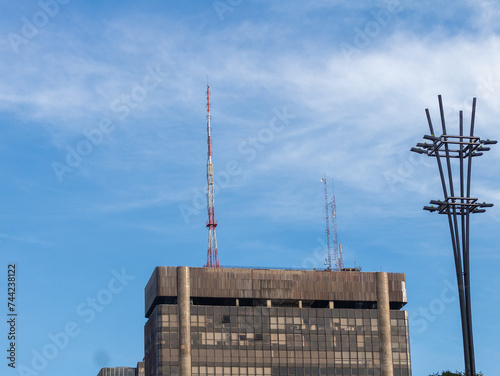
top-left (2, 6), bottom-right (500, 224)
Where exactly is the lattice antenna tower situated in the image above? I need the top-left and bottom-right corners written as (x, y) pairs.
top-left (205, 85), bottom-right (219, 268)
top-left (330, 180), bottom-right (344, 271)
top-left (321, 178), bottom-right (344, 271)
top-left (321, 178), bottom-right (333, 271)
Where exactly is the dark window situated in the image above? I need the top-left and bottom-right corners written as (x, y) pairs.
top-left (222, 315), bottom-right (231, 323)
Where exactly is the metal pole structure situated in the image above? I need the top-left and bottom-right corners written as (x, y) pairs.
top-left (465, 99), bottom-right (477, 372)
top-left (320, 178), bottom-right (344, 271)
top-left (411, 96), bottom-right (496, 376)
top-left (330, 180), bottom-right (344, 271)
top-left (205, 85), bottom-right (220, 268)
top-left (438, 96), bottom-right (471, 373)
top-left (321, 178), bottom-right (333, 271)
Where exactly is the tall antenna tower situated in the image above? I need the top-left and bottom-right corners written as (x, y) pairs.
top-left (331, 180), bottom-right (344, 271)
top-left (321, 178), bottom-right (344, 271)
top-left (321, 178), bottom-right (333, 270)
top-left (205, 85), bottom-right (219, 268)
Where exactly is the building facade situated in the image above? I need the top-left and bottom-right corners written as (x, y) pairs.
top-left (97, 363), bottom-right (144, 376)
top-left (143, 267), bottom-right (411, 376)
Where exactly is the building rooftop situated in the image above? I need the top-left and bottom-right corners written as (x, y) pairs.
top-left (145, 266), bottom-right (407, 318)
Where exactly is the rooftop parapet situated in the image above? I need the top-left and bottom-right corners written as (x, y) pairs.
top-left (145, 267), bottom-right (407, 318)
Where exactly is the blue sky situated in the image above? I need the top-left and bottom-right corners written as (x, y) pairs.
top-left (1, 0), bottom-right (500, 375)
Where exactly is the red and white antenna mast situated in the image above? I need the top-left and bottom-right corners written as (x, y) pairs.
top-left (205, 85), bottom-right (219, 268)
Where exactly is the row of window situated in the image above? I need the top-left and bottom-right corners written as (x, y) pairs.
top-left (152, 364), bottom-right (412, 376)
top-left (155, 348), bottom-right (410, 365)
top-left (155, 304), bottom-right (406, 319)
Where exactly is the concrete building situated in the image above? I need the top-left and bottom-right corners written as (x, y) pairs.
top-left (97, 362), bottom-right (145, 376)
top-left (143, 266), bottom-right (411, 376)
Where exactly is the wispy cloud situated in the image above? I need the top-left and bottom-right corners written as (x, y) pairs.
top-left (1, 4), bottom-right (499, 226)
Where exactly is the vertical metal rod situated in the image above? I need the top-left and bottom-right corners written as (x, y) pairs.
top-left (465, 98), bottom-right (477, 375)
top-left (459, 110), bottom-right (466, 310)
top-left (426, 109), bottom-right (448, 200)
top-left (438, 95), bottom-right (471, 375)
top-left (438, 95), bottom-right (447, 133)
top-left (438, 97), bottom-right (463, 268)
top-left (465, 207), bottom-right (474, 376)
top-left (460, 110), bottom-right (472, 375)
top-left (444, 201), bottom-right (469, 374)
top-left (459, 110), bottom-right (465, 207)
top-left (426, 108), bottom-right (436, 135)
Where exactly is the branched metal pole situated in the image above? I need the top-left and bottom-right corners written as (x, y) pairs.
top-left (411, 96), bottom-right (496, 376)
